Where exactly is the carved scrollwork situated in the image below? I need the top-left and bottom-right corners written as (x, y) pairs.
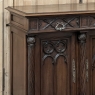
top-left (54, 54), bottom-right (67, 64)
top-left (55, 40), bottom-right (67, 53)
top-left (42, 40), bottom-right (67, 65)
top-left (42, 55), bottom-right (54, 65)
top-left (43, 41), bottom-right (54, 54)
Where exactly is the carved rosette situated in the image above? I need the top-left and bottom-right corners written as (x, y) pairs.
top-left (78, 33), bottom-right (87, 95)
top-left (27, 37), bottom-right (35, 95)
top-left (42, 40), bottom-right (67, 65)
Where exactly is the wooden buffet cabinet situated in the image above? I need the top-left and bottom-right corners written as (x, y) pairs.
top-left (6, 3), bottom-right (95, 95)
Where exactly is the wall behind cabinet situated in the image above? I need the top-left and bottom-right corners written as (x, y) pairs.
top-left (14, 0), bottom-right (78, 5)
top-left (13, 0), bottom-right (95, 5)
top-left (2, 0), bottom-right (95, 95)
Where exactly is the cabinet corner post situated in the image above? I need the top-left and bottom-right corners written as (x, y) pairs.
top-left (27, 37), bottom-right (35, 95)
top-left (78, 33), bottom-right (88, 95)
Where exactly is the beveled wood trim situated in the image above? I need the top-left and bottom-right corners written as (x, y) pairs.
top-left (11, 13), bottom-right (29, 30)
top-left (10, 24), bottom-right (28, 33)
top-left (28, 27), bottom-right (95, 34)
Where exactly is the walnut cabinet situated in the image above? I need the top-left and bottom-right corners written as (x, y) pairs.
top-left (6, 3), bottom-right (95, 95)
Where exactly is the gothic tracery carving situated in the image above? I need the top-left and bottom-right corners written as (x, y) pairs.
top-left (42, 40), bottom-right (67, 65)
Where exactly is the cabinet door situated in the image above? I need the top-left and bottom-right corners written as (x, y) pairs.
top-left (32, 32), bottom-right (77, 95)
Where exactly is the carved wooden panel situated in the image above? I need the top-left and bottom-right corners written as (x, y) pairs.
top-left (42, 40), bottom-right (67, 64)
top-left (41, 39), bottom-right (69, 95)
top-left (28, 15), bottom-right (95, 33)
top-left (33, 32), bottom-right (76, 95)
top-left (39, 16), bottom-right (80, 30)
top-left (29, 16), bottom-right (80, 32)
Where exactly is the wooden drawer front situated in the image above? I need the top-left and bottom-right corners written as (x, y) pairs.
top-left (11, 13), bottom-right (29, 30)
top-left (29, 16), bottom-right (80, 32)
top-left (28, 15), bottom-right (95, 33)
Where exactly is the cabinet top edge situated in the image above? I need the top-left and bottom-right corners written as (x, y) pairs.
top-left (6, 3), bottom-right (95, 17)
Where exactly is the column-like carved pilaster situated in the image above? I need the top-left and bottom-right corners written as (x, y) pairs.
top-left (27, 37), bottom-right (35, 95)
top-left (78, 33), bottom-right (87, 95)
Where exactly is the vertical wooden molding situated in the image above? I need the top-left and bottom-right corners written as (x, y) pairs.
top-left (0, 1), bottom-right (3, 95)
top-left (78, 33), bottom-right (87, 95)
top-left (27, 37), bottom-right (35, 95)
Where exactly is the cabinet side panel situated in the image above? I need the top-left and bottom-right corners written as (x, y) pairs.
top-left (11, 27), bottom-right (27, 95)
